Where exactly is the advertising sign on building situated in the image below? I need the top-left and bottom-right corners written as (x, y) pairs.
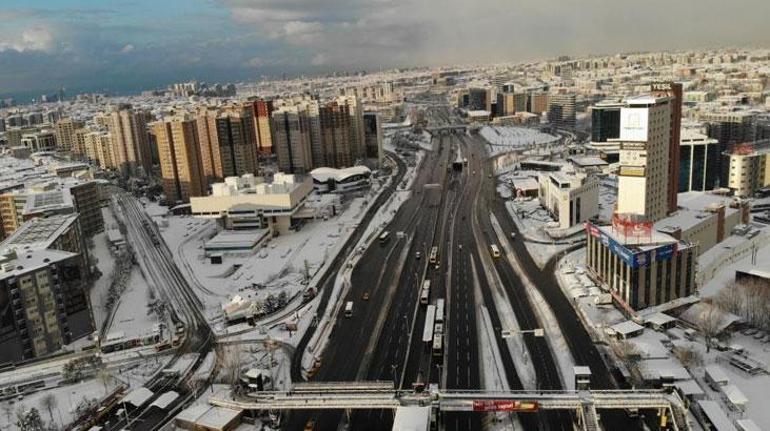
top-left (472, 400), bottom-right (539, 412)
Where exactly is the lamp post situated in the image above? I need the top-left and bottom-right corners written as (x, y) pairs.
top-left (501, 328), bottom-right (545, 356)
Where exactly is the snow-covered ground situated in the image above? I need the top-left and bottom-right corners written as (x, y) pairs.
top-left (698, 229), bottom-right (770, 298)
top-left (0, 375), bottom-right (120, 430)
top-left (108, 267), bottom-right (163, 340)
top-left (480, 126), bottom-right (559, 157)
top-left (156, 193), bottom-right (377, 320)
top-left (89, 230), bottom-right (115, 331)
top-left (556, 248), bottom-right (770, 429)
top-left (502, 198), bottom-right (573, 268)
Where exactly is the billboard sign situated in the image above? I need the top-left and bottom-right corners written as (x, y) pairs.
top-left (587, 222), bottom-right (677, 269)
top-left (472, 400), bottom-right (539, 412)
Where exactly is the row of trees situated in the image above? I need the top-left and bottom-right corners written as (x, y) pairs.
top-left (714, 279), bottom-right (770, 332)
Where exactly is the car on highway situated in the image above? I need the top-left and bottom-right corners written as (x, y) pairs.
top-left (362, 292), bottom-right (370, 301)
top-left (416, 251), bottom-right (422, 259)
top-left (304, 419), bottom-right (316, 430)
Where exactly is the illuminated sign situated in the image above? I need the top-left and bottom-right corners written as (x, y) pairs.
top-left (472, 400), bottom-right (539, 412)
top-left (651, 82), bottom-right (672, 91)
top-left (619, 166), bottom-right (646, 177)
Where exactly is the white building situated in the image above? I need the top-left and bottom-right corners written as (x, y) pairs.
top-left (726, 145), bottom-right (770, 197)
top-left (190, 173), bottom-right (313, 235)
top-left (538, 171), bottom-right (600, 229)
top-left (615, 95), bottom-right (672, 222)
top-left (310, 166), bottom-right (372, 194)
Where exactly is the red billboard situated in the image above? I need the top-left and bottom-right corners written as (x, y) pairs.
top-left (472, 400), bottom-right (539, 412)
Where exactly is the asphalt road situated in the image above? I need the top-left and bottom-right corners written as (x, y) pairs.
top-left (285, 106), bottom-right (458, 430)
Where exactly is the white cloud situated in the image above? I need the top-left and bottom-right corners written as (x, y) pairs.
top-left (120, 44), bottom-right (135, 53)
top-left (311, 53), bottom-right (328, 66)
top-left (246, 56), bottom-right (265, 67)
top-left (0, 26), bottom-right (55, 52)
top-left (283, 20), bottom-right (323, 36)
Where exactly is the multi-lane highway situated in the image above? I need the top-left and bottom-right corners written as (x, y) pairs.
top-left (282, 102), bottom-right (639, 431)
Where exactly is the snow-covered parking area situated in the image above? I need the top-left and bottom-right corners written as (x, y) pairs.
top-left (480, 126), bottom-right (559, 156)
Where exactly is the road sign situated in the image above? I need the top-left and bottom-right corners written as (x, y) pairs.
top-left (472, 400), bottom-right (539, 412)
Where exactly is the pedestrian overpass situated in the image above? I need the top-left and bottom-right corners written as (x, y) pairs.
top-left (207, 381), bottom-right (690, 431)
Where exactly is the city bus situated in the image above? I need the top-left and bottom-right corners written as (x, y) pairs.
top-left (429, 246), bottom-right (439, 265)
top-left (379, 231), bottom-right (390, 244)
top-left (435, 298), bottom-right (445, 323)
top-left (422, 305), bottom-right (436, 344)
top-left (344, 301), bottom-right (353, 318)
top-left (490, 244), bottom-right (501, 258)
top-left (432, 334), bottom-right (443, 358)
top-left (420, 280), bottom-right (431, 305)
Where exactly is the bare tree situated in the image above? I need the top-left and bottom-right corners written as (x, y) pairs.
top-left (697, 303), bottom-right (725, 353)
top-left (303, 259), bottom-right (311, 284)
top-left (673, 345), bottom-right (703, 368)
top-left (15, 407), bottom-right (44, 431)
top-left (216, 345), bottom-right (243, 393)
top-left (97, 369), bottom-right (113, 394)
top-left (715, 279), bottom-right (770, 332)
top-left (3, 403), bottom-right (14, 426)
top-left (611, 340), bottom-right (644, 382)
top-left (39, 394), bottom-right (57, 427)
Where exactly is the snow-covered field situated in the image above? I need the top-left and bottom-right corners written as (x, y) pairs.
top-left (89, 230), bottom-right (115, 331)
top-left (0, 376), bottom-right (121, 430)
top-left (480, 126), bottom-right (559, 156)
top-left (158, 194), bottom-right (375, 318)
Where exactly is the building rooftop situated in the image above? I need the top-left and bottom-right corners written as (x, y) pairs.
top-left (610, 320), bottom-right (644, 336)
top-left (0, 214), bottom-right (79, 251)
top-left (625, 94), bottom-right (670, 106)
top-left (568, 156), bottom-right (608, 167)
top-left (0, 248), bottom-right (76, 280)
top-left (696, 400), bottom-right (737, 431)
top-left (310, 166), bottom-right (371, 183)
top-left (594, 222), bottom-right (682, 251)
top-left (22, 190), bottom-right (74, 215)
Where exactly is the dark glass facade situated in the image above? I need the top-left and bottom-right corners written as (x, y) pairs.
top-left (679, 142), bottom-right (719, 192)
top-left (591, 108), bottom-right (620, 142)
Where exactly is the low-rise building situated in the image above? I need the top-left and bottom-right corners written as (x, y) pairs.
top-left (190, 173), bottom-right (313, 235)
top-left (726, 144), bottom-right (770, 197)
top-left (585, 218), bottom-right (698, 311)
top-left (656, 192), bottom-right (750, 254)
top-left (310, 166), bottom-right (372, 194)
top-left (538, 171), bottom-right (599, 229)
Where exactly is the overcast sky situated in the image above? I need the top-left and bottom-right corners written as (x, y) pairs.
top-left (2, 0), bottom-right (770, 99)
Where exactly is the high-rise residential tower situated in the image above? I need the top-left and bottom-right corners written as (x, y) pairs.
top-left (253, 99), bottom-right (274, 154)
top-left (106, 104), bottom-right (154, 177)
top-left (54, 118), bottom-right (85, 152)
top-left (548, 91), bottom-right (576, 130)
top-left (363, 112), bottom-right (384, 167)
top-left (151, 115), bottom-right (206, 203)
top-left (272, 103), bottom-right (314, 174)
top-left (650, 82), bottom-right (682, 214)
